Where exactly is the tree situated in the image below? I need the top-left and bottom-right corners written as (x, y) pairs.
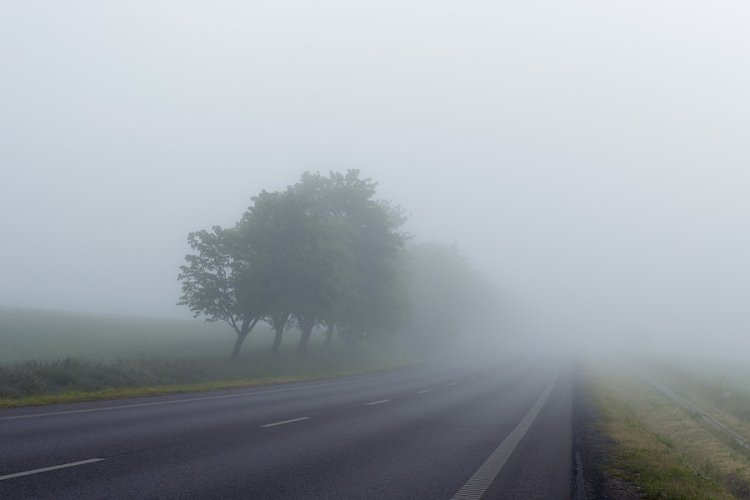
top-left (287, 214), bottom-right (353, 354)
top-left (267, 310), bottom-right (291, 355)
top-left (178, 169), bottom-right (410, 358)
top-left (238, 188), bottom-right (354, 354)
top-left (403, 242), bottom-right (496, 353)
top-left (177, 226), bottom-right (264, 361)
top-left (291, 170), bottom-right (410, 346)
top-left (237, 190), bottom-right (297, 354)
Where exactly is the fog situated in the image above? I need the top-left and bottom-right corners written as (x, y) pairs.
top-left (2, 1), bottom-right (749, 357)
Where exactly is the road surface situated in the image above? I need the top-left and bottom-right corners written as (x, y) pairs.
top-left (0, 356), bottom-right (573, 499)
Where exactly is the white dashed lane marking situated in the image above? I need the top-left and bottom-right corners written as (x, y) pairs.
top-left (0, 459), bottom-right (105, 481)
top-left (260, 417), bottom-right (310, 428)
top-left (366, 400), bottom-right (390, 406)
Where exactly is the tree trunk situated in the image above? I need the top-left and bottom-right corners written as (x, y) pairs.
top-left (229, 316), bottom-right (260, 362)
top-left (324, 322), bottom-right (334, 348)
top-left (271, 325), bottom-right (284, 354)
top-left (297, 320), bottom-right (314, 355)
top-left (270, 312), bottom-right (289, 354)
top-left (230, 330), bottom-right (249, 362)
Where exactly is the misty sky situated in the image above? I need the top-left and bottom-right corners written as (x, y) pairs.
top-left (2, 1), bottom-right (749, 354)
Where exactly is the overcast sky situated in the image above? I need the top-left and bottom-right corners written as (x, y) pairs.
top-left (2, 1), bottom-right (749, 354)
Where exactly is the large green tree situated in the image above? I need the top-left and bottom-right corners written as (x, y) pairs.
top-left (238, 188), bottom-right (353, 354)
top-left (177, 226), bottom-right (265, 361)
top-left (237, 190), bottom-right (296, 355)
top-left (290, 170), bottom-right (410, 347)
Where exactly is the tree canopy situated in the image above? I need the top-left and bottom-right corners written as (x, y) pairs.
top-left (178, 170), bottom-right (410, 359)
top-left (177, 225), bottom-right (264, 360)
top-left (179, 170), bottom-right (496, 361)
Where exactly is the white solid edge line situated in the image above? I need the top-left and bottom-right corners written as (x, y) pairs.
top-left (417, 389), bottom-right (431, 394)
top-left (366, 399), bottom-right (390, 406)
top-left (0, 370), bottom-right (410, 421)
top-left (451, 367), bottom-right (560, 500)
top-left (260, 417), bottom-right (310, 428)
top-left (0, 458), bottom-right (105, 481)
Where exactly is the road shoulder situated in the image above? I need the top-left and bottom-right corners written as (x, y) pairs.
top-left (573, 366), bottom-right (642, 500)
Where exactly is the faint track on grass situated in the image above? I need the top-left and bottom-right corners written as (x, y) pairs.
top-left (632, 370), bottom-right (750, 453)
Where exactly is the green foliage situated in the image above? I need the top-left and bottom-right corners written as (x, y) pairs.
top-left (241, 188), bottom-right (352, 323)
top-left (289, 170), bottom-right (410, 342)
top-left (178, 169), bottom-right (411, 357)
top-left (178, 225), bottom-right (263, 360)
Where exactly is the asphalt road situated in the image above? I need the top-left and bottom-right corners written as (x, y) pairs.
top-left (0, 356), bottom-right (573, 499)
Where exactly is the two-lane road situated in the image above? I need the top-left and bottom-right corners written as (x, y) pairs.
top-left (0, 356), bottom-right (573, 499)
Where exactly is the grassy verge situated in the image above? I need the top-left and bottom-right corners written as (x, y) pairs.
top-left (0, 364), bottom-right (414, 409)
top-left (586, 361), bottom-right (750, 499)
top-left (639, 359), bottom-right (750, 447)
top-left (0, 307), bottom-right (444, 409)
top-left (0, 342), bottom-right (437, 409)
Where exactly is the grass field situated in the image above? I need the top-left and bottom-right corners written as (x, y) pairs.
top-left (0, 307), bottom-right (252, 363)
top-left (0, 307), bottom-right (424, 407)
top-left (0, 306), bottom-right (405, 364)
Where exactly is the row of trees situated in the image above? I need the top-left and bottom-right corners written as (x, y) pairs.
top-left (178, 170), bottom-right (496, 360)
top-left (402, 242), bottom-right (497, 354)
top-left (178, 170), bottom-right (410, 360)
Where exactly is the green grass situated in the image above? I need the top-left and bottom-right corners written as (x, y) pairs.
top-left (587, 360), bottom-right (750, 500)
top-left (0, 363), bottom-right (413, 409)
top-left (0, 307), bottom-right (238, 363)
top-left (587, 364), bottom-right (747, 500)
top-left (636, 356), bottom-right (750, 443)
top-left (0, 349), bottom-right (429, 408)
top-left (0, 307), bottom-right (430, 408)
top-left (0, 306), bottom-right (409, 363)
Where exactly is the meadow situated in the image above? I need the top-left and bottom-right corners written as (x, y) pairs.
top-left (0, 307), bottom-right (243, 363)
top-left (0, 307), bottom-right (420, 406)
